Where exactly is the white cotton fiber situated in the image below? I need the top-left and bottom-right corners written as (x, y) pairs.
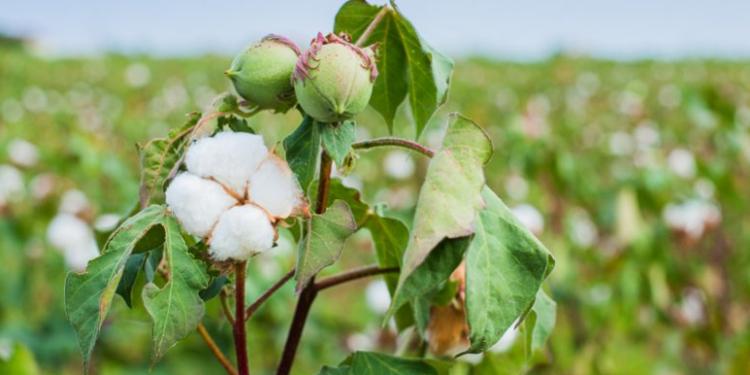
top-left (59, 189), bottom-right (90, 215)
top-left (248, 155), bottom-right (302, 219)
top-left (0, 164), bottom-right (24, 205)
top-left (166, 173), bottom-right (237, 238)
top-left (209, 204), bottom-right (275, 261)
top-left (185, 131), bottom-right (268, 196)
top-left (47, 213), bottom-right (99, 271)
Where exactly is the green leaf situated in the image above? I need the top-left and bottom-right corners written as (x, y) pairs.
top-left (389, 114), bottom-right (491, 314)
top-left (365, 214), bottom-right (413, 329)
top-left (142, 215), bottom-right (210, 362)
top-left (527, 290), bottom-right (556, 353)
top-left (334, 1), bottom-right (453, 135)
top-left (321, 120), bottom-right (356, 167)
top-left (295, 200), bottom-right (357, 291)
top-left (200, 275), bottom-right (228, 301)
top-left (349, 351), bottom-right (437, 374)
top-left (138, 113), bottom-right (199, 207)
top-left (464, 187), bottom-right (554, 353)
top-left (64, 205), bottom-right (166, 367)
top-left (386, 236), bottom-right (470, 322)
top-left (316, 178), bottom-right (369, 225)
top-left (319, 365), bottom-right (351, 375)
top-left (115, 253), bottom-right (147, 308)
top-left (284, 115), bottom-right (321, 191)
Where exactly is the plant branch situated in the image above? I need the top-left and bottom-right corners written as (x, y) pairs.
top-left (245, 268), bottom-right (295, 321)
top-left (276, 149), bottom-right (333, 375)
top-left (315, 265), bottom-right (400, 291)
top-left (352, 137), bottom-right (435, 158)
top-left (233, 261), bottom-right (249, 375)
top-left (220, 289), bottom-right (235, 325)
top-left (197, 323), bottom-right (238, 375)
top-left (355, 6), bottom-right (390, 47)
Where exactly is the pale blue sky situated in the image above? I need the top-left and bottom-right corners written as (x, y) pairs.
top-left (2, 0), bottom-right (750, 59)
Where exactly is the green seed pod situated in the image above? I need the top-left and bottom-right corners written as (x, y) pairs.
top-left (226, 35), bottom-right (301, 113)
top-left (293, 33), bottom-right (378, 123)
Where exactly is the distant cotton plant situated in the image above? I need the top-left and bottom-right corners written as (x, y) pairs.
top-left (365, 280), bottom-right (391, 314)
top-left (166, 131), bottom-right (307, 261)
top-left (7, 138), bottom-right (39, 168)
top-left (511, 203), bottom-right (545, 236)
top-left (0, 164), bottom-right (24, 208)
top-left (667, 148), bottom-right (696, 179)
top-left (58, 189), bottom-right (91, 215)
top-left (47, 213), bottom-right (99, 271)
top-left (124, 63), bottom-right (151, 88)
top-left (383, 150), bottom-right (415, 180)
top-left (662, 199), bottom-right (721, 241)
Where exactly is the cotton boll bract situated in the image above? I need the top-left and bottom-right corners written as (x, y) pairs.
top-left (209, 204), bottom-right (275, 261)
top-left (248, 154), bottom-right (304, 219)
top-left (166, 173), bottom-right (237, 238)
top-left (185, 131), bottom-right (268, 196)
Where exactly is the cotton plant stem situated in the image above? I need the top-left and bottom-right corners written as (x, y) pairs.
top-left (220, 289), bottom-right (235, 325)
top-left (233, 261), bottom-right (250, 375)
top-left (354, 5), bottom-right (390, 47)
top-left (352, 137), bottom-right (435, 158)
top-left (315, 265), bottom-right (400, 291)
top-left (197, 323), bottom-right (239, 375)
top-left (245, 268), bottom-right (295, 321)
top-left (315, 151), bottom-right (333, 214)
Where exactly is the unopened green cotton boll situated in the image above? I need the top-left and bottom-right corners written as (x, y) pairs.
top-left (293, 33), bottom-right (378, 123)
top-left (226, 34), bottom-right (301, 112)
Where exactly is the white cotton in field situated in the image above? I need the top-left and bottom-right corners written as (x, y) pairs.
top-left (0, 164), bottom-right (24, 205)
top-left (47, 213), bottom-right (99, 271)
top-left (7, 138), bottom-right (39, 167)
top-left (667, 148), bottom-right (696, 179)
top-left (185, 131), bottom-right (268, 196)
top-left (210, 204), bottom-right (275, 261)
top-left (248, 155), bottom-right (303, 219)
top-left (489, 320), bottom-right (520, 353)
top-left (94, 213), bottom-right (121, 232)
top-left (59, 189), bottom-right (90, 215)
top-left (383, 150), bottom-right (415, 180)
top-left (511, 203), bottom-right (545, 236)
top-left (365, 280), bottom-right (391, 314)
top-left (166, 173), bottom-right (237, 238)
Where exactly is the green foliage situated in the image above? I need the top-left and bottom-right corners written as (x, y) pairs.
top-left (141, 214), bottom-right (209, 362)
top-left (320, 120), bottom-right (357, 167)
top-left (464, 188), bottom-right (554, 352)
top-left (322, 351), bottom-right (437, 375)
top-left (284, 115), bottom-right (321, 191)
top-left (295, 200), bottom-right (357, 291)
top-left (334, 0), bottom-right (454, 135)
top-left (64, 205), bottom-right (167, 367)
top-left (391, 114), bottom-right (491, 311)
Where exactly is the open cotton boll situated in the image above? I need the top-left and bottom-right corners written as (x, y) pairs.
top-left (47, 213), bottom-right (99, 271)
top-left (185, 131), bottom-right (268, 196)
top-left (8, 138), bottom-right (39, 168)
top-left (248, 154), bottom-right (303, 219)
top-left (166, 173), bottom-right (237, 238)
top-left (0, 164), bottom-right (24, 204)
top-left (209, 204), bottom-right (275, 261)
top-left (59, 189), bottom-right (90, 215)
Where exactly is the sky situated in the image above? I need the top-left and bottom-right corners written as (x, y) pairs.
top-left (2, 0), bottom-right (750, 60)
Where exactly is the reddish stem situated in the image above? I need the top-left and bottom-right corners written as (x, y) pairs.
top-left (233, 261), bottom-right (249, 375)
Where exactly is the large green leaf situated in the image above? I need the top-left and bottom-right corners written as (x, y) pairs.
top-left (334, 1), bottom-right (453, 135)
top-left (464, 187), bottom-right (554, 353)
top-left (320, 351), bottom-right (437, 375)
top-left (115, 252), bottom-right (147, 308)
top-left (284, 115), bottom-right (321, 191)
top-left (527, 290), bottom-right (556, 353)
top-left (64, 205), bottom-right (166, 367)
top-left (321, 120), bottom-right (356, 167)
top-left (138, 113), bottom-right (200, 207)
top-left (389, 114), bottom-right (491, 314)
top-left (385, 236), bottom-right (470, 322)
top-left (142, 215), bottom-right (210, 362)
top-left (296, 200), bottom-right (357, 291)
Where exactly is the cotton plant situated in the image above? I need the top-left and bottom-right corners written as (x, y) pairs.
top-left (63, 2), bottom-right (555, 374)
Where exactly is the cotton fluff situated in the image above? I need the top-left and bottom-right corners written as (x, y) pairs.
top-left (7, 138), bottom-right (39, 167)
top-left (185, 131), bottom-right (268, 196)
top-left (47, 213), bottom-right (99, 271)
top-left (210, 205), bottom-right (275, 260)
top-left (247, 155), bottom-right (303, 219)
top-left (166, 173), bottom-right (237, 237)
top-left (511, 203), bottom-right (545, 236)
top-left (0, 164), bottom-right (24, 205)
top-left (59, 189), bottom-right (90, 215)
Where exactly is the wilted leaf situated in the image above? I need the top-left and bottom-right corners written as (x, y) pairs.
top-left (64, 205), bottom-right (166, 367)
top-left (296, 200), bottom-right (357, 291)
top-left (284, 115), bottom-right (321, 191)
top-left (138, 113), bottom-right (200, 207)
top-left (334, 1), bottom-right (453, 135)
top-left (464, 187), bottom-right (554, 353)
top-left (389, 114), bottom-right (491, 315)
top-left (142, 215), bottom-right (210, 362)
top-left (321, 120), bottom-right (356, 167)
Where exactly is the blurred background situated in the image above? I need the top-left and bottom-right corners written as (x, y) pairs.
top-left (1, 1), bottom-right (750, 374)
